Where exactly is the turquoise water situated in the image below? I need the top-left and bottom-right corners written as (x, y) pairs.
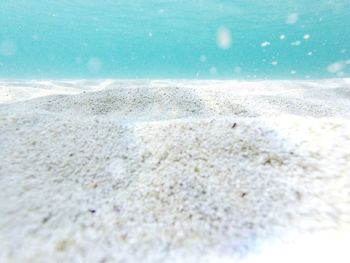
top-left (0, 0), bottom-right (349, 79)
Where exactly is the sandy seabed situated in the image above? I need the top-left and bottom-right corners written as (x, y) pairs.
top-left (0, 79), bottom-right (350, 262)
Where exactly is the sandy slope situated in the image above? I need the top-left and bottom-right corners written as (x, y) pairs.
top-left (0, 79), bottom-right (350, 262)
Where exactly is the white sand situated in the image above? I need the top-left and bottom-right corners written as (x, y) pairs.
top-left (0, 79), bottom-right (350, 262)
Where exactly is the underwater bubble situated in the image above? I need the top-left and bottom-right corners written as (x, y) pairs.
top-left (291, 40), bottom-right (301, 46)
top-left (199, 55), bottom-right (207, 62)
top-left (286, 13), bottom-right (299, 24)
top-left (327, 61), bottom-right (345, 73)
top-left (87, 57), bottom-right (103, 73)
top-left (233, 66), bottom-right (241, 74)
top-left (304, 34), bottom-right (310, 40)
top-left (308, 51), bottom-right (313, 56)
top-left (0, 41), bottom-right (17, 56)
top-left (280, 35), bottom-right (286, 40)
top-left (261, 41), bottom-right (271, 47)
top-left (209, 66), bottom-right (217, 75)
top-left (272, 61), bottom-right (278, 66)
top-left (290, 70), bottom-right (296, 74)
top-left (31, 34), bottom-right (39, 41)
top-left (216, 27), bottom-right (232, 50)
top-left (148, 32), bottom-right (153, 37)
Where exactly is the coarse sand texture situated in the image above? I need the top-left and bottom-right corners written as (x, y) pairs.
top-left (0, 79), bottom-right (350, 262)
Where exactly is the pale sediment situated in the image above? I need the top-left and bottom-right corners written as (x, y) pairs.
top-left (0, 79), bottom-right (349, 262)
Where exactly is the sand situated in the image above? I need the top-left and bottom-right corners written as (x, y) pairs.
top-left (0, 79), bottom-right (350, 262)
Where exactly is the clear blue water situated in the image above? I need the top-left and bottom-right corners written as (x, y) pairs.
top-left (0, 0), bottom-right (349, 79)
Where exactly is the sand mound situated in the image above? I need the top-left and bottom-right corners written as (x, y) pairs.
top-left (0, 79), bottom-right (350, 262)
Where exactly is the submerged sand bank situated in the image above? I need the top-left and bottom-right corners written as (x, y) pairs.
top-left (0, 79), bottom-right (350, 262)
